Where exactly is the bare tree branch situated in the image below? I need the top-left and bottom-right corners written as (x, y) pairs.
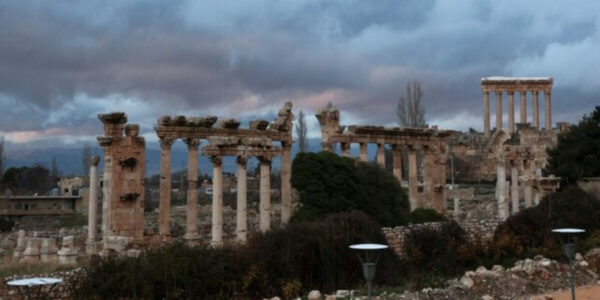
top-left (396, 81), bottom-right (426, 128)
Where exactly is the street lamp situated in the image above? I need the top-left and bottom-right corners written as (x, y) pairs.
top-left (349, 243), bottom-right (388, 300)
top-left (552, 228), bottom-right (586, 300)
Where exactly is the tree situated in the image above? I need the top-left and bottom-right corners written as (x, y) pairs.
top-left (295, 110), bottom-right (309, 152)
top-left (1, 165), bottom-right (51, 195)
top-left (545, 106), bottom-right (600, 188)
top-left (396, 81), bottom-right (426, 128)
top-left (290, 151), bottom-right (410, 226)
top-left (82, 144), bottom-right (92, 177)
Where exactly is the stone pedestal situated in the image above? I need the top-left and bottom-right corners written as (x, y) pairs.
top-left (211, 156), bottom-right (223, 245)
top-left (86, 241), bottom-right (102, 255)
top-left (259, 157), bottom-right (271, 232)
top-left (236, 156), bottom-right (248, 242)
top-left (20, 238), bottom-right (42, 263)
top-left (40, 238), bottom-right (58, 263)
top-left (101, 235), bottom-right (133, 256)
top-left (12, 230), bottom-right (25, 259)
top-left (58, 236), bottom-right (78, 265)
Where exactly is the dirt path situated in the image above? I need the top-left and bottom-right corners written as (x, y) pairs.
top-left (531, 285), bottom-right (600, 300)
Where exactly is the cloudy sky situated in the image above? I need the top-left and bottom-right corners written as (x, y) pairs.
top-left (1, 0), bottom-right (599, 150)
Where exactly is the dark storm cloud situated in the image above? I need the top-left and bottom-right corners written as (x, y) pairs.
top-left (0, 0), bottom-right (599, 147)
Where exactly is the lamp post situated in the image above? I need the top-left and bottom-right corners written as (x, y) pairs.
top-left (552, 228), bottom-right (586, 300)
top-left (349, 243), bottom-right (388, 300)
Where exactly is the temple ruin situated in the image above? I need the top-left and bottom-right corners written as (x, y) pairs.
top-left (481, 77), bottom-right (553, 136)
top-left (316, 105), bottom-right (452, 213)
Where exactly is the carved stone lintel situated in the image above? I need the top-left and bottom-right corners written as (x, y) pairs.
top-left (184, 138), bottom-right (200, 150)
top-left (210, 155), bottom-right (222, 167)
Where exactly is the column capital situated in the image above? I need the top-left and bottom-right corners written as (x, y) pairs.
top-left (210, 155), bottom-right (222, 167)
top-left (159, 137), bottom-right (175, 150)
top-left (482, 90), bottom-right (490, 95)
top-left (544, 89), bottom-right (551, 96)
top-left (281, 141), bottom-right (293, 149)
top-left (259, 156), bottom-right (272, 164)
top-left (184, 138), bottom-right (200, 150)
top-left (236, 155), bottom-right (247, 167)
top-left (531, 90), bottom-right (539, 96)
top-left (91, 156), bottom-right (100, 166)
top-left (494, 90), bottom-right (503, 95)
top-left (340, 142), bottom-right (350, 152)
top-left (507, 90), bottom-right (515, 96)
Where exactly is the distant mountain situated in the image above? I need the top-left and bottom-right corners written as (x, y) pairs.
top-left (4, 138), bottom-right (339, 177)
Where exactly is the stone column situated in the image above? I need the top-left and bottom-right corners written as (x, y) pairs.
top-left (483, 91), bottom-right (490, 137)
top-left (508, 91), bottom-right (515, 133)
top-left (392, 145), bottom-right (402, 184)
top-left (159, 137), bottom-right (174, 237)
top-left (545, 90), bottom-right (552, 132)
top-left (359, 143), bottom-right (368, 162)
top-left (496, 154), bottom-right (508, 220)
top-left (520, 91), bottom-right (527, 124)
top-left (280, 143), bottom-right (292, 224)
top-left (340, 142), bottom-right (351, 157)
top-left (376, 143), bottom-right (385, 168)
top-left (236, 156), bottom-right (248, 242)
top-left (184, 138), bottom-right (200, 241)
top-left (453, 198), bottom-right (460, 219)
top-left (100, 147), bottom-right (112, 235)
top-left (408, 147), bottom-right (418, 210)
top-left (510, 160), bottom-right (519, 215)
top-left (87, 156), bottom-right (99, 243)
top-left (13, 230), bottom-right (26, 259)
top-left (496, 90), bottom-right (503, 131)
top-left (259, 156), bottom-right (271, 232)
top-left (532, 91), bottom-right (539, 129)
top-left (523, 160), bottom-right (533, 208)
top-left (211, 155), bottom-right (223, 245)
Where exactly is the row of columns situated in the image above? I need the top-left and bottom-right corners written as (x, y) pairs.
top-left (483, 90), bottom-right (552, 136)
top-left (337, 142), bottom-right (431, 211)
top-left (496, 156), bottom-right (539, 220)
top-left (159, 137), bottom-right (291, 245)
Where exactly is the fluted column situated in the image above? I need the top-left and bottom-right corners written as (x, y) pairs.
top-left (376, 143), bottom-right (385, 168)
top-left (496, 91), bottom-right (503, 131)
top-left (159, 137), bottom-right (174, 237)
top-left (280, 142), bottom-right (292, 224)
top-left (259, 156), bottom-right (271, 232)
top-left (508, 91), bottom-right (515, 133)
top-left (236, 156), bottom-right (248, 242)
top-left (545, 90), bottom-right (552, 131)
top-left (392, 145), bottom-right (402, 184)
top-left (184, 138), bottom-right (200, 241)
top-left (340, 142), bottom-right (351, 157)
top-left (483, 91), bottom-right (490, 137)
top-left (100, 146), bottom-right (111, 236)
top-left (211, 155), bottom-right (223, 245)
top-left (520, 91), bottom-right (527, 124)
top-left (87, 156), bottom-right (100, 243)
top-left (510, 160), bottom-right (519, 215)
top-left (532, 91), bottom-right (539, 129)
top-left (359, 143), bottom-right (368, 162)
top-left (408, 147), bottom-right (418, 210)
top-left (497, 154), bottom-right (508, 220)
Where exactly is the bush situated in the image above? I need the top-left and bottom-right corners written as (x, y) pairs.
top-left (71, 211), bottom-right (403, 299)
top-left (409, 208), bottom-right (447, 224)
top-left (291, 151), bottom-right (410, 226)
top-left (491, 186), bottom-right (600, 260)
top-left (0, 217), bottom-right (14, 232)
top-left (404, 221), bottom-right (483, 276)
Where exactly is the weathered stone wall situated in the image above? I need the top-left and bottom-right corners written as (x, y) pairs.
top-left (382, 219), bottom-right (501, 257)
top-left (447, 187), bottom-right (476, 200)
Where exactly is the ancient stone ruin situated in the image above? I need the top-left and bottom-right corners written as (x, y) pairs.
top-left (315, 105), bottom-right (452, 213)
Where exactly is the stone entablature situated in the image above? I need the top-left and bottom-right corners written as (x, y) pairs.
top-left (316, 105), bottom-right (452, 214)
top-left (480, 77), bottom-right (553, 93)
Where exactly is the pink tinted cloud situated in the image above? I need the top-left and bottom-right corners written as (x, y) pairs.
top-left (4, 127), bottom-right (72, 143)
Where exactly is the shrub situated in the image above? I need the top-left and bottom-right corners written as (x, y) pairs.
top-left (0, 217), bottom-right (14, 232)
top-left (291, 151), bottom-right (409, 226)
top-left (404, 221), bottom-right (482, 276)
top-left (491, 186), bottom-right (600, 260)
top-left (409, 208), bottom-right (447, 224)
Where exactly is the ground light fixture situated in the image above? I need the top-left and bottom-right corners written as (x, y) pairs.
top-left (552, 228), bottom-right (586, 300)
top-left (349, 243), bottom-right (388, 300)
